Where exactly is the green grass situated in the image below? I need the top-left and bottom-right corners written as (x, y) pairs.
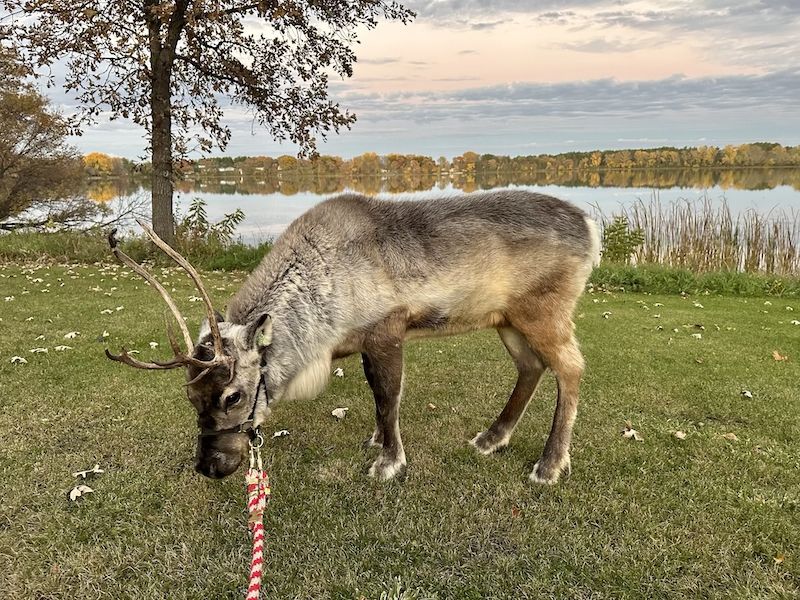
top-left (0, 229), bottom-right (272, 272)
top-left (1, 262), bottom-right (799, 599)
top-left (590, 263), bottom-right (800, 298)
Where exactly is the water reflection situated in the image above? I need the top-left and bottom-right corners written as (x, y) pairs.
top-left (86, 167), bottom-right (800, 244)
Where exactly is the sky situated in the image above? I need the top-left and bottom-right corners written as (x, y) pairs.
top-left (54, 0), bottom-right (800, 159)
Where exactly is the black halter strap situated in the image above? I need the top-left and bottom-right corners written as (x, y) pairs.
top-left (198, 370), bottom-right (269, 439)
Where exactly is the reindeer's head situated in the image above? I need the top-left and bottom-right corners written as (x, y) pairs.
top-left (105, 221), bottom-right (271, 479)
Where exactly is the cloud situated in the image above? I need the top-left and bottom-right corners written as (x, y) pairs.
top-left (470, 19), bottom-right (506, 31)
top-left (342, 69), bottom-right (800, 124)
top-left (358, 57), bottom-right (401, 65)
top-left (405, 1), bottom-right (800, 69)
top-left (559, 38), bottom-right (662, 54)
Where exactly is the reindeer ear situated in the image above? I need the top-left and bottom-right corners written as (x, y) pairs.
top-left (248, 313), bottom-right (273, 350)
top-left (198, 310), bottom-right (225, 342)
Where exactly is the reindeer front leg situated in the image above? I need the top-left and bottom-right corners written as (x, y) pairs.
top-left (363, 341), bottom-right (406, 480)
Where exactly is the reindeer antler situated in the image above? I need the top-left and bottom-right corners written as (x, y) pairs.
top-left (104, 224), bottom-right (234, 382)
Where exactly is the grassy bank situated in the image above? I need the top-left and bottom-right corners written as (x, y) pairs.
top-left (1, 262), bottom-right (798, 598)
top-left (2, 229), bottom-right (800, 298)
top-left (0, 229), bottom-right (272, 272)
top-left (589, 264), bottom-right (800, 297)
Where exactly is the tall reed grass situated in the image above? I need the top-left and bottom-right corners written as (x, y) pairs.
top-left (596, 193), bottom-right (800, 276)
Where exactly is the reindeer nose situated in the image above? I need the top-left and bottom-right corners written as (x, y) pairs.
top-left (195, 459), bottom-right (223, 479)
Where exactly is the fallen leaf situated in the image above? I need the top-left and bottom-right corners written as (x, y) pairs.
top-left (694, 358), bottom-right (704, 364)
top-left (674, 431), bottom-right (687, 440)
top-left (10, 356), bottom-right (28, 364)
top-left (691, 333), bottom-right (702, 339)
top-left (272, 429), bottom-right (290, 438)
top-left (791, 320), bottom-right (800, 326)
top-left (29, 347), bottom-right (48, 353)
top-left (54, 345), bottom-right (72, 351)
top-left (722, 432), bottom-right (739, 441)
top-left (511, 506), bottom-right (523, 518)
top-left (72, 464), bottom-right (105, 479)
top-left (149, 341), bottom-right (159, 349)
top-left (64, 331), bottom-right (80, 339)
top-left (427, 403), bottom-right (437, 410)
top-left (741, 390), bottom-right (753, 399)
top-left (622, 421), bottom-right (644, 442)
top-left (100, 309), bottom-right (113, 315)
top-left (333, 367), bottom-right (344, 377)
top-left (772, 350), bottom-right (788, 362)
top-left (68, 484), bottom-right (94, 501)
top-left (602, 311), bottom-right (612, 319)
top-left (331, 407), bottom-right (349, 420)
top-left (693, 302), bottom-right (704, 309)
top-left (774, 554), bottom-right (785, 565)
top-left (35, 334), bottom-right (45, 341)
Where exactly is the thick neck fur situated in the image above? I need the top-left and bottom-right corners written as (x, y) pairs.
top-left (226, 222), bottom-right (338, 401)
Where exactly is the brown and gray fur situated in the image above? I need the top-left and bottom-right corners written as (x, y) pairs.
top-left (189, 189), bottom-right (600, 483)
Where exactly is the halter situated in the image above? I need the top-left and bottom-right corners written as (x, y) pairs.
top-left (197, 370), bottom-right (269, 442)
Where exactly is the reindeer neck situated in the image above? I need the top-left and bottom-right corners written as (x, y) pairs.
top-left (227, 232), bottom-right (337, 392)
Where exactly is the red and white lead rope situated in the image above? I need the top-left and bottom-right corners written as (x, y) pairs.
top-left (246, 437), bottom-right (271, 600)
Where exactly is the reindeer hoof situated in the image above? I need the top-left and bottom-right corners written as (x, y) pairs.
top-left (529, 455), bottom-right (571, 485)
top-left (470, 430), bottom-right (509, 455)
top-left (362, 431), bottom-right (383, 450)
top-left (368, 452), bottom-right (406, 481)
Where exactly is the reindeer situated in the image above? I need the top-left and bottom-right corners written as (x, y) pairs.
top-left (106, 190), bottom-right (600, 483)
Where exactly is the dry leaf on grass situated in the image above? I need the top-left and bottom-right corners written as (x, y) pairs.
top-left (73, 464), bottom-right (104, 479)
top-left (772, 350), bottom-right (788, 362)
top-left (722, 432), bottom-right (739, 441)
top-left (64, 331), bottom-right (80, 339)
top-left (674, 431), bottom-right (687, 440)
top-left (272, 430), bottom-right (290, 438)
top-left (333, 367), bottom-right (344, 377)
top-left (427, 403), bottom-right (437, 410)
top-left (10, 356), bottom-right (28, 364)
top-left (741, 390), bottom-right (753, 399)
top-left (331, 407), bottom-right (349, 420)
top-left (68, 485), bottom-right (94, 501)
top-left (774, 554), bottom-right (785, 565)
top-left (622, 421), bottom-right (644, 442)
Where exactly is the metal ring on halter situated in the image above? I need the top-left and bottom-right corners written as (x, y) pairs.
top-left (249, 427), bottom-right (265, 450)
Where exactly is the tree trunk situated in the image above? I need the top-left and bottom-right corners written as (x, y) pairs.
top-left (150, 48), bottom-right (175, 246)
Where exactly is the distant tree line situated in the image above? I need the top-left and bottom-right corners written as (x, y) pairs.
top-left (84, 143), bottom-right (800, 181)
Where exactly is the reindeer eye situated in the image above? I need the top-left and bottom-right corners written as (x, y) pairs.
top-left (225, 392), bottom-right (241, 407)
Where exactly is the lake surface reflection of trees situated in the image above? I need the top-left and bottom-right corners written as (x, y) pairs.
top-left (86, 167), bottom-right (800, 201)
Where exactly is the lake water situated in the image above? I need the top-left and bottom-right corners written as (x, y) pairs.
top-left (98, 172), bottom-right (800, 245)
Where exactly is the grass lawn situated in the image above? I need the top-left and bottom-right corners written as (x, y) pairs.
top-left (1, 261), bottom-right (798, 599)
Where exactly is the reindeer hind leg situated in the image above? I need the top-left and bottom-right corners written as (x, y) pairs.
top-left (471, 326), bottom-right (546, 455)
